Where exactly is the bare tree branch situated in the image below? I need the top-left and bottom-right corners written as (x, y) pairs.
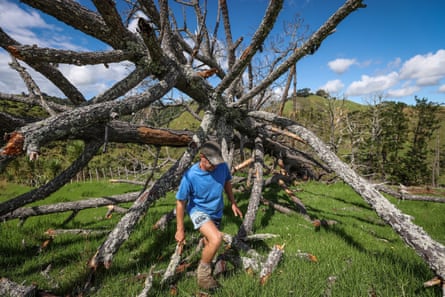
top-left (235, 0), bottom-right (366, 106)
top-left (92, 0), bottom-right (136, 48)
top-left (7, 46), bottom-right (136, 66)
top-left (216, 0), bottom-right (284, 96)
top-left (21, 0), bottom-right (115, 46)
top-left (9, 55), bottom-right (57, 116)
top-left (0, 192), bottom-right (138, 222)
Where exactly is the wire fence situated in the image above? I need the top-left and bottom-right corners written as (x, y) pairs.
top-left (71, 166), bottom-right (145, 183)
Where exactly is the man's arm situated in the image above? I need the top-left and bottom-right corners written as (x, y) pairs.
top-left (224, 181), bottom-right (243, 218)
top-left (175, 200), bottom-right (186, 243)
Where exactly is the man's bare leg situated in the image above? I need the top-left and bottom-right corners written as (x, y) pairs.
top-left (196, 220), bottom-right (222, 290)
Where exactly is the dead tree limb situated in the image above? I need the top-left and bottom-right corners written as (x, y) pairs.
top-left (376, 185), bottom-right (445, 203)
top-left (232, 157), bottom-right (254, 173)
top-left (153, 209), bottom-right (176, 231)
top-left (260, 197), bottom-right (294, 215)
top-left (1, 28), bottom-right (87, 105)
top-left (0, 192), bottom-right (138, 222)
top-left (161, 242), bottom-right (184, 285)
top-left (105, 205), bottom-right (128, 219)
top-left (238, 137), bottom-right (264, 238)
top-left (235, 0), bottom-right (366, 106)
top-left (276, 178), bottom-right (308, 214)
top-left (259, 244), bottom-right (284, 285)
top-left (136, 265), bottom-right (155, 297)
top-left (8, 55), bottom-right (56, 116)
top-left (249, 110), bottom-right (445, 280)
top-left (109, 179), bottom-right (146, 185)
top-left (45, 228), bottom-right (110, 237)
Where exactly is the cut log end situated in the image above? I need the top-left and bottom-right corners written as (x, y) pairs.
top-left (88, 252), bottom-right (100, 270)
top-left (2, 132), bottom-right (25, 156)
top-left (423, 276), bottom-right (443, 288)
top-left (6, 45), bottom-right (24, 59)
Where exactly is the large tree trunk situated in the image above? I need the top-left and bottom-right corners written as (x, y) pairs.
top-left (249, 111), bottom-right (445, 280)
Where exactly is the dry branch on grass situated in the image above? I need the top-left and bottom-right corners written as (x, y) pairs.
top-left (136, 265), bottom-right (155, 297)
top-left (259, 244), bottom-right (285, 285)
top-left (44, 228), bottom-right (110, 237)
top-left (296, 251), bottom-right (318, 262)
top-left (152, 209), bottom-right (176, 231)
top-left (105, 205), bottom-right (128, 219)
top-left (109, 179), bottom-right (146, 186)
top-left (376, 185), bottom-right (445, 203)
top-left (260, 197), bottom-right (294, 215)
top-left (0, 192), bottom-right (138, 222)
top-left (161, 242), bottom-right (185, 285)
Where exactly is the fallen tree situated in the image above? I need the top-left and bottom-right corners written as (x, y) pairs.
top-left (1, 0), bottom-right (443, 295)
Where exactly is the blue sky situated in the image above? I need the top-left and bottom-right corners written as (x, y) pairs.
top-left (0, 0), bottom-right (444, 106)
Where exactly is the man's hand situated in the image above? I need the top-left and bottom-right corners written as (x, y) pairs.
top-left (231, 203), bottom-right (243, 218)
top-left (175, 228), bottom-right (185, 243)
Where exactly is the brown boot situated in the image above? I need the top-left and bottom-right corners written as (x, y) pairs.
top-left (197, 262), bottom-right (220, 290)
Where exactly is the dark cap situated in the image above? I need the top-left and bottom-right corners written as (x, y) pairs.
top-left (200, 141), bottom-right (224, 166)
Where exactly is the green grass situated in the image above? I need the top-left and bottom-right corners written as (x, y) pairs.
top-left (0, 181), bottom-right (443, 296)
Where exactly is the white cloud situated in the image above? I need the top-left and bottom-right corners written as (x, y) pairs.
top-left (328, 58), bottom-right (357, 74)
top-left (439, 84), bottom-right (445, 93)
top-left (399, 49), bottom-right (445, 86)
top-left (58, 63), bottom-right (134, 98)
top-left (0, 52), bottom-right (23, 92)
top-left (0, 1), bottom-right (89, 51)
top-left (0, 1), bottom-right (55, 46)
top-left (320, 79), bottom-right (344, 94)
top-left (387, 85), bottom-right (420, 98)
top-left (0, 51), bottom-right (67, 96)
top-left (128, 11), bottom-right (148, 34)
top-left (345, 72), bottom-right (399, 97)
top-left (0, 1), bottom-right (53, 31)
top-left (387, 57), bottom-right (402, 70)
top-left (0, 1), bottom-right (135, 99)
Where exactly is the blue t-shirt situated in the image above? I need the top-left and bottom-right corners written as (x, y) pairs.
top-left (176, 162), bottom-right (232, 220)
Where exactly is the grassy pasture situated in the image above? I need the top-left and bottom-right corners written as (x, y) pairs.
top-left (0, 180), bottom-right (444, 297)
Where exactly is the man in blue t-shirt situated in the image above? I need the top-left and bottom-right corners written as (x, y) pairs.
top-left (175, 141), bottom-right (243, 290)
